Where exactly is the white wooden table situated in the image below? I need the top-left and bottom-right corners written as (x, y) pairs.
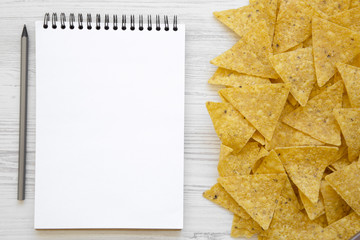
top-left (0, 0), bottom-right (252, 239)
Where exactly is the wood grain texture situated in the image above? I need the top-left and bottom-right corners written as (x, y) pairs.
top-left (0, 0), bottom-right (254, 239)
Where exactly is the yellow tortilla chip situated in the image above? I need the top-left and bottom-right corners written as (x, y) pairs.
top-left (312, 17), bottom-right (360, 87)
top-left (252, 147), bottom-right (270, 173)
top-left (287, 94), bottom-right (298, 107)
top-left (311, 214), bottom-right (328, 228)
top-left (312, 0), bottom-right (350, 16)
top-left (250, 0), bottom-right (278, 42)
top-left (252, 131), bottom-right (265, 145)
top-left (218, 173), bottom-right (286, 230)
top-left (299, 191), bottom-right (325, 220)
top-left (328, 7), bottom-right (360, 32)
top-left (276, 146), bottom-right (339, 204)
top-left (263, 195), bottom-right (324, 240)
top-left (219, 84), bottom-right (290, 141)
top-left (231, 214), bottom-right (262, 238)
top-left (203, 183), bottom-right (250, 219)
top-left (208, 68), bottom-right (271, 87)
top-left (282, 81), bottom-right (343, 145)
top-left (303, 36), bottom-right (313, 48)
top-left (330, 155), bottom-right (352, 171)
top-left (343, 93), bottom-right (352, 108)
top-left (321, 212), bottom-right (360, 239)
top-left (273, 0), bottom-right (315, 53)
top-left (321, 181), bottom-right (351, 224)
top-left (211, 21), bottom-right (278, 79)
top-left (218, 143), bottom-right (261, 177)
top-left (325, 161), bottom-right (360, 215)
top-left (270, 48), bottom-right (316, 106)
top-left (309, 75), bottom-right (338, 101)
top-left (206, 102), bottom-right (256, 153)
top-left (333, 108), bottom-right (360, 161)
top-left (266, 103), bottom-right (324, 150)
top-left (337, 63), bottom-right (360, 108)
top-left (255, 150), bottom-right (301, 209)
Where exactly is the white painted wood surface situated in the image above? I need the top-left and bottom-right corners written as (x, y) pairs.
top-left (0, 0), bottom-right (253, 239)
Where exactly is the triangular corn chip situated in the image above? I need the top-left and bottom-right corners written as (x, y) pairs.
top-left (321, 212), bottom-right (360, 240)
top-left (325, 161), bottom-right (360, 215)
top-left (211, 21), bottom-right (278, 79)
top-left (276, 146), bottom-right (339, 204)
top-left (219, 84), bottom-right (290, 141)
top-left (218, 174), bottom-right (286, 230)
top-left (287, 94), bottom-right (299, 107)
top-left (299, 191), bottom-right (325, 220)
top-left (312, 17), bottom-right (360, 87)
top-left (273, 0), bottom-right (315, 53)
top-left (328, 7), bottom-right (360, 32)
top-left (218, 143), bottom-right (260, 177)
top-left (265, 103), bottom-right (324, 150)
top-left (231, 214), bottom-right (262, 238)
top-left (263, 195), bottom-right (324, 239)
top-left (208, 68), bottom-right (271, 87)
top-left (337, 63), bottom-right (360, 108)
top-left (255, 150), bottom-right (301, 209)
top-left (213, 1), bottom-right (276, 40)
top-left (333, 108), bottom-right (360, 161)
top-left (321, 180), bottom-right (351, 224)
top-left (282, 81), bottom-right (343, 145)
top-left (330, 155), bottom-right (352, 171)
top-left (206, 102), bottom-right (256, 153)
top-left (203, 183), bottom-right (250, 219)
top-left (252, 131), bottom-right (265, 145)
top-left (270, 48), bottom-right (316, 106)
top-left (312, 0), bottom-right (350, 16)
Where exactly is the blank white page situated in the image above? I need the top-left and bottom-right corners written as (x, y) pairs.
top-left (34, 19), bottom-right (185, 229)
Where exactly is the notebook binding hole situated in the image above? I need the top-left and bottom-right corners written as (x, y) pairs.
top-left (43, 13), bottom-right (178, 31)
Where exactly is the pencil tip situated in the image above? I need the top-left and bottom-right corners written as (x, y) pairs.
top-left (22, 24), bottom-right (28, 37)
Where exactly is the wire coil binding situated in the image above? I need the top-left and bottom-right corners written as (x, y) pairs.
top-left (43, 13), bottom-right (179, 31)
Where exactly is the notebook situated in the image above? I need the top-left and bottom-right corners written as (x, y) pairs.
top-left (34, 13), bottom-right (185, 229)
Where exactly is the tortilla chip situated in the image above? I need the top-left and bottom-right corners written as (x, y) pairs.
top-left (321, 181), bottom-right (351, 224)
top-left (343, 93), bottom-right (352, 108)
top-left (263, 195), bottom-right (324, 240)
top-left (328, 7), bottom-right (360, 32)
top-left (211, 21), bottom-right (278, 79)
top-left (270, 48), bottom-right (316, 106)
top-left (213, 0), bottom-right (276, 40)
top-left (218, 143), bottom-right (261, 177)
top-left (203, 183), bottom-right (250, 219)
top-left (273, 0), bottom-right (315, 53)
top-left (303, 36), bottom-right (313, 48)
top-left (312, 17), bottom-right (360, 87)
top-left (321, 212), bottom-right (360, 239)
top-left (333, 108), bottom-right (360, 161)
top-left (252, 131), bottom-right (265, 145)
top-left (276, 146), bottom-right (339, 204)
top-left (299, 191), bottom-right (325, 220)
top-left (206, 102), bottom-right (256, 153)
top-left (218, 173), bottom-right (287, 230)
top-left (330, 155), bottom-right (352, 171)
top-left (252, 147), bottom-right (270, 173)
top-left (309, 75), bottom-right (338, 100)
top-left (219, 84), bottom-right (290, 141)
top-left (208, 68), bottom-right (271, 88)
top-left (325, 161), bottom-right (360, 215)
top-left (231, 214), bottom-right (262, 238)
top-left (255, 150), bottom-right (301, 209)
top-left (282, 81), bottom-right (343, 145)
top-left (337, 63), bottom-right (360, 108)
top-left (312, 0), bottom-right (350, 16)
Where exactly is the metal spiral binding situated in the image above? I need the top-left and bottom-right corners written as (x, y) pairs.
top-left (60, 13), bottom-right (66, 29)
top-left (43, 13), bottom-right (179, 31)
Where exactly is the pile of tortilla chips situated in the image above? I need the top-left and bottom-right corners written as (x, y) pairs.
top-left (204, 0), bottom-right (360, 239)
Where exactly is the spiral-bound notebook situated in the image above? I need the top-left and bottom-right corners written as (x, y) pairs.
top-left (34, 13), bottom-right (185, 229)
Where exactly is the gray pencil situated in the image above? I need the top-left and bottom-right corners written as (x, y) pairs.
top-left (18, 24), bottom-right (28, 200)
